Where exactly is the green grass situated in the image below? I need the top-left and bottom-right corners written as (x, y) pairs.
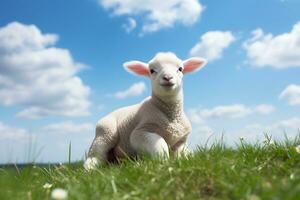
top-left (1, 137), bottom-right (300, 200)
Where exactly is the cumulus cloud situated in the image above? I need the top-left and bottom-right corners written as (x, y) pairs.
top-left (189, 116), bottom-right (299, 148)
top-left (200, 104), bottom-right (252, 119)
top-left (42, 121), bottom-right (94, 135)
top-left (0, 122), bottom-right (37, 163)
top-left (113, 82), bottom-right (146, 99)
top-left (188, 104), bottom-right (275, 123)
top-left (274, 117), bottom-right (300, 130)
top-left (0, 121), bottom-right (30, 140)
top-left (280, 84), bottom-right (300, 106)
top-left (243, 22), bottom-right (300, 68)
top-left (236, 117), bottom-right (300, 142)
top-left (98, 0), bottom-right (204, 34)
top-left (0, 22), bottom-right (90, 119)
top-left (187, 125), bottom-right (214, 148)
top-left (254, 104), bottom-right (276, 115)
top-left (189, 31), bottom-right (235, 61)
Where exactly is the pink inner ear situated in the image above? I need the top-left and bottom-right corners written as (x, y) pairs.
top-left (183, 58), bottom-right (206, 74)
top-left (124, 61), bottom-right (149, 76)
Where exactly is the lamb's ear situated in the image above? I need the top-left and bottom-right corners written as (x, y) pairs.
top-left (183, 57), bottom-right (207, 74)
top-left (123, 61), bottom-right (149, 77)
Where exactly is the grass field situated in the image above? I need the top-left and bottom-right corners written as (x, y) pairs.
top-left (1, 136), bottom-right (300, 200)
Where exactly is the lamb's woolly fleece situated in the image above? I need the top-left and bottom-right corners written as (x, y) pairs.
top-left (149, 52), bottom-right (183, 68)
top-left (88, 94), bottom-right (191, 161)
top-left (87, 52), bottom-right (195, 166)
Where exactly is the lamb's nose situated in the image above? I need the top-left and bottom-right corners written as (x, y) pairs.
top-left (163, 75), bottom-right (173, 82)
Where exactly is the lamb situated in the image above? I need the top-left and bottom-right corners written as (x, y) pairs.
top-left (84, 52), bottom-right (207, 170)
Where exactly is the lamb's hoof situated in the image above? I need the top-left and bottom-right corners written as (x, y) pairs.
top-left (84, 157), bottom-right (99, 171)
top-left (175, 149), bottom-right (192, 159)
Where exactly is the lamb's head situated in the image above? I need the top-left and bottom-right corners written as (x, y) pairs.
top-left (124, 52), bottom-right (206, 99)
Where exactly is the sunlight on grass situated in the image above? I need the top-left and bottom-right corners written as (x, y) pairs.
top-left (0, 135), bottom-right (300, 199)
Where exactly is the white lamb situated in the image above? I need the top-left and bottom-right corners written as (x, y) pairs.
top-left (84, 52), bottom-right (207, 170)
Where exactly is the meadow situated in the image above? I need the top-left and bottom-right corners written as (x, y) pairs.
top-left (0, 136), bottom-right (300, 200)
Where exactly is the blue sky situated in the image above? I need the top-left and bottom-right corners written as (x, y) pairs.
top-left (0, 0), bottom-right (300, 163)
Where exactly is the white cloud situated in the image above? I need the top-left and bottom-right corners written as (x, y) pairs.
top-left (235, 117), bottom-right (300, 142)
top-left (189, 31), bottom-right (235, 61)
top-left (254, 104), bottom-right (276, 115)
top-left (200, 104), bottom-right (252, 119)
top-left (243, 22), bottom-right (300, 68)
top-left (42, 121), bottom-right (94, 135)
top-left (0, 121), bottom-right (94, 163)
top-left (0, 22), bottom-right (91, 119)
top-left (114, 82), bottom-right (146, 99)
top-left (280, 84), bottom-right (300, 106)
top-left (188, 104), bottom-right (275, 123)
top-left (99, 0), bottom-right (204, 34)
top-left (274, 117), bottom-right (300, 130)
top-left (0, 122), bottom-right (37, 163)
top-left (123, 18), bottom-right (137, 33)
top-left (188, 116), bottom-right (300, 148)
top-left (0, 121), bottom-right (30, 140)
top-left (188, 125), bottom-right (214, 148)
top-left (188, 108), bottom-right (205, 124)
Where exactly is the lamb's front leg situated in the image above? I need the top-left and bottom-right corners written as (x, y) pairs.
top-left (172, 136), bottom-right (190, 158)
top-left (174, 143), bottom-right (190, 158)
top-left (130, 131), bottom-right (169, 158)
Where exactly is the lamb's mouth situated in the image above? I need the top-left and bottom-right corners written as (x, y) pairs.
top-left (160, 82), bottom-right (175, 87)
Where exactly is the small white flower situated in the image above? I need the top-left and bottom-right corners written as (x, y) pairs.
top-left (84, 157), bottom-right (99, 171)
top-left (257, 166), bottom-right (263, 171)
top-left (290, 173), bottom-right (295, 180)
top-left (43, 183), bottom-right (53, 189)
top-left (239, 137), bottom-right (244, 141)
top-left (51, 188), bottom-right (68, 200)
top-left (168, 167), bottom-right (173, 173)
top-left (295, 145), bottom-right (300, 154)
top-left (263, 139), bottom-right (275, 145)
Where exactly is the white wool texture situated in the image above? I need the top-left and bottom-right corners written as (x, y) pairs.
top-left (87, 52), bottom-right (195, 164)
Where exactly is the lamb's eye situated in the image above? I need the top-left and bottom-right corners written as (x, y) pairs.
top-left (150, 69), bottom-right (156, 74)
top-left (178, 67), bottom-right (183, 72)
